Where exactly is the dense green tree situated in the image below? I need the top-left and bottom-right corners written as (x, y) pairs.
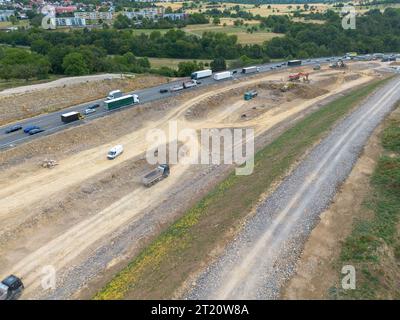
top-left (210, 57), bottom-right (226, 72)
top-left (62, 52), bottom-right (89, 76)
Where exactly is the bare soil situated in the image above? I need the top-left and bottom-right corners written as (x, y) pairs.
top-left (0, 61), bottom-right (383, 299)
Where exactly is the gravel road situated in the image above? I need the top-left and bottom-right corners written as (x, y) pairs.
top-left (187, 76), bottom-right (400, 300)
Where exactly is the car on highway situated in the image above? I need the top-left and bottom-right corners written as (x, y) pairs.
top-left (28, 128), bottom-right (45, 135)
top-left (159, 88), bottom-right (168, 94)
top-left (84, 108), bottom-right (96, 115)
top-left (5, 125), bottom-right (22, 134)
top-left (23, 125), bottom-right (40, 133)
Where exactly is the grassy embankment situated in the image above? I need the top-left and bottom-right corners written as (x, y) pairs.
top-left (332, 105), bottom-right (400, 299)
top-left (95, 77), bottom-right (391, 300)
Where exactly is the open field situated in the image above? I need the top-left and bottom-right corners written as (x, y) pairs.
top-left (183, 22), bottom-right (284, 44)
top-left (0, 61), bottom-right (389, 300)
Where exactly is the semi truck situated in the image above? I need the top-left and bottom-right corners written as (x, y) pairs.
top-left (241, 66), bottom-right (259, 74)
top-left (104, 94), bottom-right (139, 111)
top-left (142, 164), bottom-right (170, 187)
top-left (191, 69), bottom-right (212, 80)
top-left (61, 111), bottom-right (83, 123)
top-left (213, 71), bottom-right (232, 80)
top-left (287, 60), bottom-right (302, 66)
top-left (183, 79), bottom-right (198, 88)
top-left (107, 90), bottom-right (123, 100)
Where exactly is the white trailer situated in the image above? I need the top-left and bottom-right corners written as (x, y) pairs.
top-left (213, 71), bottom-right (232, 81)
top-left (107, 90), bottom-right (123, 100)
top-left (241, 66), bottom-right (259, 74)
top-left (191, 69), bottom-right (212, 80)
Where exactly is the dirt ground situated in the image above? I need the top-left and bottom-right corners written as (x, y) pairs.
top-left (0, 61), bottom-right (385, 299)
top-left (0, 74), bottom-right (169, 126)
top-left (282, 107), bottom-right (400, 299)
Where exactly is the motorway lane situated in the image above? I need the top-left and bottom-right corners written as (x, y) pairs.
top-left (0, 57), bottom-right (329, 150)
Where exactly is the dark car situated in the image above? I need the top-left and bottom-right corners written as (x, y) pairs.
top-left (0, 275), bottom-right (24, 300)
top-left (159, 88), bottom-right (168, 94)
top-left (232, 70), bottom-right (238, 75)
top-left (23, 125), bottom-right (40, 133)
top-left (5, 125), bottom-right (22, 134)
top-left (89, 103), bottom-right (100, 109)
top-left (28, 128), bottom-right (45, 135)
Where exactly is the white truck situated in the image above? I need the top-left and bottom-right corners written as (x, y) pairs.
top-left (241, 66), bottom-right (260, 74)
top-left (183, 79), bottom-right (198, 88)
top-left (213, 71), bottom-right (232, 81)
top-left (107, 90), bottom-right (123, 100)
top-left (191, 69), bottom-right (212, 80)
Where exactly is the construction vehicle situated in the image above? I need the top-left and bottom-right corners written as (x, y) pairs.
top-left (0, 275), bottom-right (24, 300)
top-left (142, 164), bottom-right (170, 187)
top-left (61, 111), bottom-right (84, 123)
top-left (329, 60), bottom-right (346, 69)
top-left (244, 90), bottom-right (258, 100)
top-left (104, 94), bottom-right (139, 111)
top-left (288, 72), bottom-right (309, 82)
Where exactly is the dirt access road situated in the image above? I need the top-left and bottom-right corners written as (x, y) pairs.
top-left (186, 76), bottom-right (400, 299)
top-left (0, 62), bottom-right (383, 299)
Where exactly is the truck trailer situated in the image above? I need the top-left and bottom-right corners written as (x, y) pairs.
top-left (183, 79), bottom-right (198, 88)
top-left (213, 71), bottom-right (232, 80)
top-left (241, 66), bottom-right (259, 74)
top-left (191, 69), bottom-right (212, 80)
top-left (104, 94), bottom-right (139, 111)
top-left (287, 60), bottom-right (302, 66)
top-left (61, 111), bottom-right (83, 123)
top-left (107, 90), bottom-right (123, 100)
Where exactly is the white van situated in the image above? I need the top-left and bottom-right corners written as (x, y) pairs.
top-left (107, 145), bottom-right (123, 160)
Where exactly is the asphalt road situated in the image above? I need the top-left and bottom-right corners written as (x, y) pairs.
top-left (187, 76), bottom-right (400, 299)
top-left (0, 57), bottom-right (333, 150)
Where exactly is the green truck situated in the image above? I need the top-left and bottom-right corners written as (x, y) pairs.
top-left (104, 94), bottom-right (139, 111)
top-left (244, 90), bottom-right (258, 101)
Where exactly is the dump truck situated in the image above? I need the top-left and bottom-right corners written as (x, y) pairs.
top-left (213, 71), bottom-right (232, 80)
top-left (287, 60), bottom-right (302, 66)
top-left (0, 275), bottom-right (24, 300)
top-left (241, 66), bottom-right (259, 74)
top-left (104, 94), bottom-right (139, 111)
top-left (244, 90), bottom-right (258, 100)
top-left (329, 60), bottom-right (346, 69)
top-left (183, 79), bottom-right (198, 89)
top-left (191, 69), bottom-right (212, 80)
top-left (61, 111), bottom-right (83, 123)
top-left (142, 164), bottom-right (170, 187)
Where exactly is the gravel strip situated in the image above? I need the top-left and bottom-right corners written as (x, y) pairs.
top-left (186, 76), bottom-right (400, 300)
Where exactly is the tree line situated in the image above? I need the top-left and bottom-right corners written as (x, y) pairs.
top-left (1, 7), bottom-right (400, 79)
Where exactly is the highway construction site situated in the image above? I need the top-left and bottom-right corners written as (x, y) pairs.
top-left (0, 61), bottom-right (393, 299)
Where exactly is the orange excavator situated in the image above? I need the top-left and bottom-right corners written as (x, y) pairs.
top-left (288, 72), bottom-right (309, 82)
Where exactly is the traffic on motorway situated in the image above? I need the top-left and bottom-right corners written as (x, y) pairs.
top-left (0, 53), bottom-right (395, 150)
